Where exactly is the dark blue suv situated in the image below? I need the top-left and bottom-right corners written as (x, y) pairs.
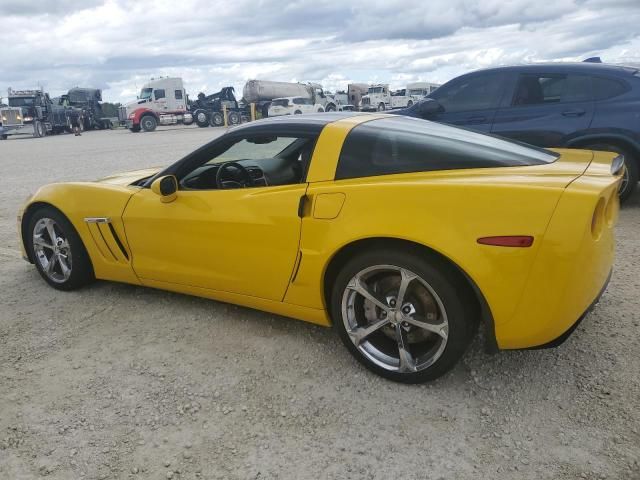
top-left (400, 62), bottom-right (640, 201)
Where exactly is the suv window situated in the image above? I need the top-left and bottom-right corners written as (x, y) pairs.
top-left (512, 74), bottom-right (591, 105)
top-left (335, 117), bottom-right (558, 180)
top-left (592, 76), bottom-right (628, 100)
top-left (154, 89), bottom-right (166, 100)
top-left (429, 73), bottom-right (507, 112)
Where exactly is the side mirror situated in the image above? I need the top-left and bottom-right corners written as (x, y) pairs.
top-left (415, 99), bottom-right (444, 117)
top-left (151, 175), bottom-right (178, 203)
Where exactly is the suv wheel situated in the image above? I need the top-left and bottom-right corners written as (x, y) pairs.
top-left (585, 143), bottom-right (638, 202)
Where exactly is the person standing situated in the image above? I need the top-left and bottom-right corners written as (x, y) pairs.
top-left (69, 109), bottom-right (82, 136)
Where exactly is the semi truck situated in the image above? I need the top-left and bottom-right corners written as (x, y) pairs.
top-left (406, 82), bottom-right (441, 98)
top-left (242, 80), bottom-right (340, 117)
top-left (360, 84), bottom-right (420, 112)
top-left (119, 77), bottom-right (194, 132)
top-left (65, 88), bottom-right (113, 130)
top-left (0, 88), bottom-right (73, 139)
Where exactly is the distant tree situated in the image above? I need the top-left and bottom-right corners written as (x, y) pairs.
top-left (101, 102), bottom-right (121, 117)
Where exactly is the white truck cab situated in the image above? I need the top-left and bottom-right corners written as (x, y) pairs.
top-left (119, 77), bottom-right (192, 132)
top-left (406, 82), bottom-right (441, 99)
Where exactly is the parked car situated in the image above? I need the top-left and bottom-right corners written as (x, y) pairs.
top-left (267, 96), bottom-right (325, 116)
top-left (397, 62), bottom-right (640, 201)
top-left (18, 113), bottom-right (622, 383)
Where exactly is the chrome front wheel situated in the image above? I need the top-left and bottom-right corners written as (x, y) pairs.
top-left (33, 217), bottom-right (73, 284)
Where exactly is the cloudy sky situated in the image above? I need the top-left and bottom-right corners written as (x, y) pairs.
top-left (1, 0), bottom-right (639, 104)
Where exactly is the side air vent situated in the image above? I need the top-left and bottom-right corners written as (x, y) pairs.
top-left (84, 217), bottom-right (130, 263)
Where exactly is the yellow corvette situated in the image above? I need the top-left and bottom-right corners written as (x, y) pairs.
top-left (18, 113), bottom-right (622, 383)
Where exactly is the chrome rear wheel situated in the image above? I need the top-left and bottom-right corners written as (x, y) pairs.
top-left (341, 265), bottom-right (449, 373)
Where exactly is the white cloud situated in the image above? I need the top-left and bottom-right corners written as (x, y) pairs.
top-left (0, 0), bottom-right (638, 103)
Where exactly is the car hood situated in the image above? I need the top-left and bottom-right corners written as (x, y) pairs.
top-left (96, 167), bottom-right (163, 186)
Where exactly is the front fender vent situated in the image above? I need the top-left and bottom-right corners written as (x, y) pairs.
top-left (84, 217), bottom-right (130, 263)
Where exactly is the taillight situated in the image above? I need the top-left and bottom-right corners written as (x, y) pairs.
top-left (591, 198), bottom-right (606, 239)
top-left (477, 236), bottom-right (534, 247)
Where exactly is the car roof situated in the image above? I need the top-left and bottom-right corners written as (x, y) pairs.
top-left (463, 62), bottom-right (638, 77)
top-left (230, 112), bottom-right (366, 133)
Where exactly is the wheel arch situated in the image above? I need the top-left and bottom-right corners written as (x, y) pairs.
top-left (322, 237), bottom-right (498, 352)
top-left (567, 134), bottom-right (640, 164)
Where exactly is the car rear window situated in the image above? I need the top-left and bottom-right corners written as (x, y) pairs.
top-left (335, 117), bottom-right (559, 180)
top-left (591, 76), bottom-right (628, 100)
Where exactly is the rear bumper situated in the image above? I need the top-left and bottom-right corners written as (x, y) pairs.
top-left (526, 268), bottom-right (611, 349)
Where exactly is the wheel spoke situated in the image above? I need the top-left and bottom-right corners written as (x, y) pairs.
top-left (33, 235), bottom-right (53, 250)
top-left (396, 269), bottom-right (417, 307)
top-left (347, 318), bottom-right (390, 345)
top-left (58, 255), bottom-right (71, 277)
top-left (44, 218), bottom-right (57, 244)
top-left (45, 254), bottom-right (58, 275)
top-left (396, 324), bottom-right (416, 373)
top-left (403, 315), bottom-right (448, 340)
top-left (347, 276), bottom-right (391, 312)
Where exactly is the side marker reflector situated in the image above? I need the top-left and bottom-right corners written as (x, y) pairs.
top-left (477, 236), bottom-right (534, 247)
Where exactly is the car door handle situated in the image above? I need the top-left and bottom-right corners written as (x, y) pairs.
top-left (466, 116), bottom-right (487, 124)
top-left (561, 109), bottom-right (586, 117)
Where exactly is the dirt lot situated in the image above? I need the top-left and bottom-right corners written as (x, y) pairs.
top-left (1, 126), bottom-right (639, 480)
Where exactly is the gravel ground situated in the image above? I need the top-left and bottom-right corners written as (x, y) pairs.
top-left (1, 126), bottom-right (639, 480)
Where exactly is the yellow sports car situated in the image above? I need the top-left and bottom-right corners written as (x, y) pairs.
top-left (18, 113), bottom-right (622, 383)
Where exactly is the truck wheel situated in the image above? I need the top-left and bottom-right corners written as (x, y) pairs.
top-left (584, 143), bottom-right (639, 202)
top-left (325, 104), bottom-right (336, 112)
top-left (227, 111), bottom-right (240, 125)
top-left (209, 112), bottom-right (224, 127)
top-left (377, 103), bottom-right (386, 112)
top-left (294, 110), bottom-right (303, 115)
top-left (1, 134), bottom-right (7, 140)
top-left (140, 115), bottom-right (157, 132)
top-left (33, 121), bottom-right (44, 138)
top-left (195, 110), bottom-right (209, 128)
top-left (407, 100), bottom-right (414, 107)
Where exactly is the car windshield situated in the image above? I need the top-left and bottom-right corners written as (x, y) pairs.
top-left (140, 88), bottom-right (153, 100)
top-left (9, 97), bottom-right (34, 107)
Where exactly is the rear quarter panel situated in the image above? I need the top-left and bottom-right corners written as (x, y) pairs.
top-left (285, 168), bottom-right (568, 331)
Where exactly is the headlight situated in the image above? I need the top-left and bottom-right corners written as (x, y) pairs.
top-left (129, 113), bottom-right (135, 119)
top-left (1, 116), bottom-right (6, 122)
top-left (24, 116), bottom-right (33, 122)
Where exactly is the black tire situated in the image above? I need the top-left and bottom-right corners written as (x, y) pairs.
top-left (194, 110), bottom-right (209, 128)
top-left (584, 143), bottom-right (639, 202)
top-left (1, 134), bottom-right (8, 140)
top-left (407, 100), bottom-right (414, 107)
top-left (140, 115), bottom-right (157, 132)
top-left (227, 111), bottom-right (240, 125)
top-left (33, 120), bottom-right (44, 138)
top-left (26, 207), bottom-right (94, 291)
top-left (377, 103), bottom-right (386, 112)
top-left (331, 248), bottom-right (476, 383)
top-left (209, 112), bottom-right (224, 127)
top-left (325, 104), bottom-right (336, 112)
top-left (294, 110), bottom-right (303, 115)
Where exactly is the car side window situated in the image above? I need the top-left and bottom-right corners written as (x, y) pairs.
top-left (335, 117), bottom-right (557, 180)
top-left (512, 74), bottom-right (591, 106)
top-left (429, 73), bottom-right (507, 112)
top-left (178, 135), bottom-right (318, 190)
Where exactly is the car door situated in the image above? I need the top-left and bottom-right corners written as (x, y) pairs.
top-left (122, 134), bottom-right (313, 302)
top-left (491, 72), bottom-right (595, 147)
top-left (424, 71), bottom-right (509, 132)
